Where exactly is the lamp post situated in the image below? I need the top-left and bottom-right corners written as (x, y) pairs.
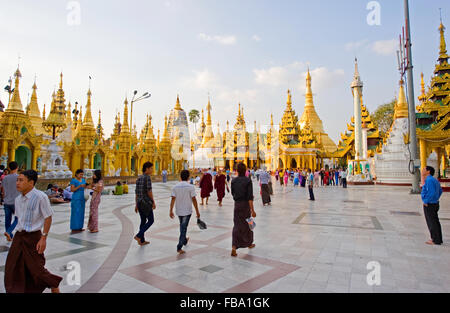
top-left (130, 90), bottom-right (151, 128)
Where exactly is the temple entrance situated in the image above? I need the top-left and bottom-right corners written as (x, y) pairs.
top-left (131, 157), bottom-right (136, 175)
top-left (290, 158), bottom-right (297, 169)
top-left (93, 153), bottom-right (102, 170)
top-left (279, 158), bottom-right (284, 169)
top-left (15, 146), bottom-right (31, 170)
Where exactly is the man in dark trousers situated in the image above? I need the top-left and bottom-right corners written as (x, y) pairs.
top-left (134, 162), bottom-right (156, 246)
top-left (421, 166), bottom-right (443, 245)
top-left (4, 170), bottom-right (62, 293)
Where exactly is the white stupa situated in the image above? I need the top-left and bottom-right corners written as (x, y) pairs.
top-left (374, 80), bottom-right (411, 185)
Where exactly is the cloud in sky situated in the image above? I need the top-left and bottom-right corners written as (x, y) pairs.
top-left (345, 39), bottom-right (369, 52)
top-left (372, 39), bottom-right (398, 56)
top-left (252, 35), bottom-right (261, 42)
top-left (345, 38), bottom-right (397, 57)
top-left (198, 33), bottom-right (237, 45)
top-left (253, 62), bottom-right (305, 87)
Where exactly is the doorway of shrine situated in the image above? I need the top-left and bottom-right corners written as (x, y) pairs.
top-left (15, 146), bottom-right (31, 170)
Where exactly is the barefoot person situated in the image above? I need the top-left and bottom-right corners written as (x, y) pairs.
top-left (199, 169), bottom-right (213, 205)
top-left (421, 166), bottom-right (443, 245)
top-left (4, 170), bottom-right (62, 293)
top-left (134, 162), bottom-right (156, 246)
top-left (87, 170), bottom-right (103, 233)
top-left (169, 170), bottom-right (201, 254)
top-left (230, 163), bottom-right (256, 257)
top-left (214, 169), bottom-right (228, 207)
top-left (70, 169), bottom-right (87, 234)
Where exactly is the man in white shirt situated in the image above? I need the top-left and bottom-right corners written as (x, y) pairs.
top-left (4, 170), bottom-right (62, 293)
top-left (170, 170), bottom-right (201, 254)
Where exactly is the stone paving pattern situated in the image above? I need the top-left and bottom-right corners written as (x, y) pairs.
top-left (0, 178), bottom-right (449, 293)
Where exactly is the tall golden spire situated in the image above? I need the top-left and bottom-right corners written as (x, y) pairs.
top-left (439, 21), bottom-right (448, 58)
top-left (206, 97), bottom-right (212, 125)
top-left (202, 97), bottom-right (214, 146)
top-left (298, 68), bottom-right (337, 152)
top-left (121, 97), bottom-right (130, 133)
top-left (28, 79), bottom-right (41, 118)
top-left (286, 89), bottom-right (293, 109)
top-left (42, 103), bottom-right (46, 121)
top-left (76, 105), bottom-right (83, 133)
top-left (42, 75), bottom-right (67, 138)
top-left (97, 109), bottom-right (104, 137)
top-left (394, 79), bottom-right (409, 119)
top-left (162, 115), bottom-right (170, 141)
top-left (82, 89), bottom-right (95, 128)
top-left (418, 72), bottom-right (427, 103)
top-left (270, 113), bottom-right (274, 127)
top-left (305, 69), bottom-right (314, 108)
top-left (175, 94), bottom-right (182, 110)
top-left (6, 67), bottom-right (24, 112)
top-left (27, 79), bottom-right (44, 134)
top-left (146, 114), bottom-right (155, 140)
top-left (66, 101), bottom-right (72, 125)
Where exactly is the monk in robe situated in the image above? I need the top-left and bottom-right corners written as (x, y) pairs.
top-left (214, 169), bottom-right (229, 206)
top-left (4, 170), bottom-right (62, 293)
top-left (199, 170), bottom-right (213, 205)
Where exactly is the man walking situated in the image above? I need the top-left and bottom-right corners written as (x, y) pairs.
top-left (134, 162), bottom-right (156, 246)
top-left (3, 162), bottom-right (20, 241)
top-left (259, 168), bottom-right (271, 206)
top-left (341, 167), bottom-right (347, 188)
top-left (307, 168), bottom-right (315, 201)
top-left (421, 166), bottom-right (443, 245)
top-left (4, 170), bottom-right (62, 293)
top-left (169, 170), bottom-right (201, 254)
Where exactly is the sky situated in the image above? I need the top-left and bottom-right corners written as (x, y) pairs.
top-left (0, 0), bottom-right (449, 144)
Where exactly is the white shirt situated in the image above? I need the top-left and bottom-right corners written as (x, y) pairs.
top-left (15, 188), bottom-right (54, 232)
top-left (171, 181), bottom-right (196, 217)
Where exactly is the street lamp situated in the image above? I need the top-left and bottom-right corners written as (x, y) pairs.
top-left (130, 90), bottom-right (151, 128)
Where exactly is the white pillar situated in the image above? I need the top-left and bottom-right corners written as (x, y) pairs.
top-left (362, 127), bottom-right (368, 160)
top-left (351, 59), bottom-right (364, 161)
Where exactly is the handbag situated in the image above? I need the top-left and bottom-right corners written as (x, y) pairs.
top-left (138, 197), bottom-right (153, 216)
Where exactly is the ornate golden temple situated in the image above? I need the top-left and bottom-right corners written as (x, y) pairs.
top-left (0, 71), bottom-right (186, 176)
top-left (193, 71), bottom-right (337, 171)
top-left (416, 21), bottom-right (450, 176)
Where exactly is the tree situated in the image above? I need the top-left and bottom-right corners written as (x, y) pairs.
top-left (370, 99), bottom-right (396, 137)
top-left (188, 109), bottom-right (200, 133)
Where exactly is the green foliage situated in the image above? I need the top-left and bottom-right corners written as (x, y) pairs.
top-left (188, 109), bottom-right (200, 124)
top-left (370, 99), bottom-right (396, 136)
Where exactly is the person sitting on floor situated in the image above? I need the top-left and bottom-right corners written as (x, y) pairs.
top-left (47, 185), bottom-right (68, 204)
top-left (122, 181), bottom-right (129, 194)
top-left (112, 181), bottom-right (123, 195)
top-left (63, 185), bottom-right (73, 202)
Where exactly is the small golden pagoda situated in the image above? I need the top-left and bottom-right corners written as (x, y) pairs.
top-left (0, 67), bottom-right (43, 170)
top-left (42, 73), bottom-right (67, 139)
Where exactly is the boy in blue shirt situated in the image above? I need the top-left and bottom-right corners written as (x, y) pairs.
top-left (421, 166), bottom-right (443, 245)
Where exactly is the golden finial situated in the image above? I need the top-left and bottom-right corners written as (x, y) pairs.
top-left (59, 72), bottom-right (63, 89)
top-left (439, 18), bottom-right (447, 57)
top-left (175, 94), bottom-right (181, 110)
top-left (42, 103), bottom-right (46, 120)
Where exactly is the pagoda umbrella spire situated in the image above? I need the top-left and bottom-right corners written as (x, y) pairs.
top-left (6, 67), bottom-right (24, 112)
top-left (43, 74), bottom-right (67, 139)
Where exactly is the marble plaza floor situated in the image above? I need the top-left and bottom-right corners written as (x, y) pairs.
top-left (0, 179), bottom-right (449, 293)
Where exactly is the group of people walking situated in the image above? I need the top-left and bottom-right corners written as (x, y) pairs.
top-left (1, 158), bottom-right (444, 294)
top-left (275, 167), bottom-right (347, 188)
